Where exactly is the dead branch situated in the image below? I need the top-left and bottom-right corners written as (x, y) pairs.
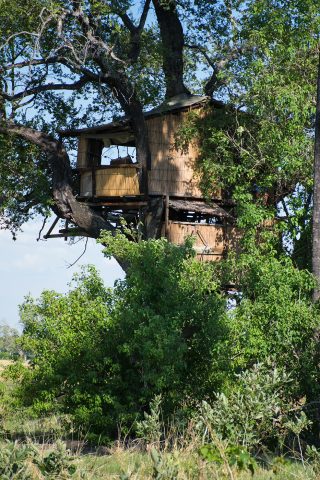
top-left (67, 237), bottom-right (88, 268)
top-left (37, 216), bottom-right (48, 241)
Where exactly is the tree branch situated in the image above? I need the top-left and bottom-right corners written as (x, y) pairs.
top-left (152, 0), bottom-right (189, 98)
top-left (71, 2), bottom-right (126, 65)
top-left (185, 43), bottom-right (233, 96)
top-left (1, 76), bottom-right (90, 101)
top-left (114, 0), bottom-right (152, 63)
top-left (0, 120), bottom-right (115, 238)
top-left (138, 0), bottom-right (152, 31)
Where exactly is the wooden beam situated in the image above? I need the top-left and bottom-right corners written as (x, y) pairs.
top-left (84, 201), bottom-right (148, 207)
top-left (43, 216), bottom-right (59, 239)
top-left (165, 194), bottom-right (169, 237)
top-left (45, 231), bottom-right (90, 239)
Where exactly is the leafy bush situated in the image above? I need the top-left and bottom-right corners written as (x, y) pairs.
top-left (136, 395), bottom-right (163, 445)
top-left (196, 362), bottom-right (308, 450)
top-left (0, 324), bottom-right (21, 359)
top-left (150, 448), bottom-right (179, 480)
top-left (100, 234), bottom-right (228, 414)
top-left (12, 234), bottom-right (320, 444)
top-left (0, 440), bottom-right (76, 479)
top-left (224, 252), bottom-right (320, 399)
top-left (16, 237), bottom-right (227, 438)
top-left (199, 443), bottom-right (257, 475)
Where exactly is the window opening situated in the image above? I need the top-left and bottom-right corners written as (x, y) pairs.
top-left (169, 208), bottom-right (223, 225)
top-left (101, 145), bottom-right (137, 165)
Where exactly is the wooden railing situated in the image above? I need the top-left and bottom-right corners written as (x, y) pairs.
top-left (78, 164), bottom-right (142, 197)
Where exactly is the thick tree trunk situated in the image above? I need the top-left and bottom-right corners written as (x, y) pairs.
top-left (152, 0), bottom-right (190, 98)
top-left (0, 123), bottom-right (115, 238)
top-left (0, 0), bottom-right (192, 269)
top-left (105, 75), bottom-right (152, 199)
top-left (312, 50), bottom-right (320, 302)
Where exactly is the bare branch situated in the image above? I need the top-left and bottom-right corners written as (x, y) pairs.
top-left (111, 0), bottom-right (151, 33)
top-left (1, 76), bottom-right (89, 102)
top-left (138, 0), bottom-right (152, 31)
top-left (71, 2), bottom-right (126, 65)
top-left (185, 43), bottom-right (216, 68)
top-left (2, 56), bottom-right (63, 72)
top-left (118, 11), bottom-right (136, 33)
top-left (119, 0), bottom-right (152, 63)
top-left (0, 32), bottom-right (39, 52)
top-left (37, 216), bottom-right (48, 241)
top-left (185, 43), bottom-right (240, 95)
top-left (67, 237), bottom-right (88, 268)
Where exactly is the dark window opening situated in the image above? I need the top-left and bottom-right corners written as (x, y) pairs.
top-left (168, 208), bottom-right (223, 225)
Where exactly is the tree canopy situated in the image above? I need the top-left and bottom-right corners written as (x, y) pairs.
top-left (0, 0), bottom-right (319, 268)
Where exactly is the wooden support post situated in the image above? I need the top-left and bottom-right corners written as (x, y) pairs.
top-left (43, 216), bottom-right (59, 239)
top-left (92, 167), bottom-right (96, 198)
top-left (64, 220), bottom-right (68, 241)
top-left (165, 194), bottom-right (169, 238)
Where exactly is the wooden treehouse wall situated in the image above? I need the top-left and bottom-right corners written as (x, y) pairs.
top-left (76, 105), bottom-right (218, 200)
top-left (165, 222), bottom-right (241, 262)
top-left (72, 101), bottom-right (241, 262)
top-left (146, 111), bottom-right (203, 198)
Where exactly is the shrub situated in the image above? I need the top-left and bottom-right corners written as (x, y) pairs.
top-left (0, 440), bottom-right (76, 479)
top-left (13, 236), bottom-right (320, 443)
top-left (195, 362), bottom-right (309, 450)
top-left (224, 252), bottom-right (320, 399)
top-left (16, 237), bottom-right (228, 438)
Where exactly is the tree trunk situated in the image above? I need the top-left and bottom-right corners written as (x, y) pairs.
top-left (312, 49), bottom-right (320, 302)
top-left (152, 0), bottom-right (190, 98)
top-left (102, 72), bottom-right (151, 190)
top-left (0, 123), bottom-right (115, 238)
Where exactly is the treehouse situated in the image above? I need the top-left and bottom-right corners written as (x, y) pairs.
top-left (59, 94), bottom-right (241, 261)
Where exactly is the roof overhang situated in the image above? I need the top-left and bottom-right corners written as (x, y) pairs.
top-left (59, 94), bottom-right (223, 138)
top-left (168, 199), bottom-right (234, 219)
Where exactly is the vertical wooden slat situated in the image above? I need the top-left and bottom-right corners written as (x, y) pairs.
top-left (165, 194), bottom-right (169, 237)
top-left (146, 110), bottom-right (204, 197)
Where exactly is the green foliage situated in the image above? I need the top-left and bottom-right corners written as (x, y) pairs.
top-left (228, 0), bottom-right (319, 261)
top-left (200, 443), bottom-right (257, 475)
top-left (196, 362), bottom-right (308, 450)
top-left (0, 324), bottom-right (20, 359)
top-left (174, 1), bottom-right (320, 263)
top-left (0, 135), bottom-right (52, 234)
top-left (17, 237), bottom-right (227, 437)
top-left (100, 233), bottom-right (228, 405)
top-left (225, 252), bottom-right (320, 397)
top-left (12, 233), bottom-right (320, 443)
top-left (18, 265), bottom-right (114, 432)
top-left (0, 441), bottom-right (38, 480)
top-left (136, 394), bottom-right (163, 444)
top-left (150, 448), bottom-right (179, 480)
top-left (36, 441), bottom-right (77, 478)
top-left (0, 440), bottom-right (76, 479)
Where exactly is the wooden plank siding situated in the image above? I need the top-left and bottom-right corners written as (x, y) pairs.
top-left (79, 167), bottom-right (141, 197)
top-left (95, 167), bottom-right (140, 197)
top-left (146, 112), bottom-right (203, 197)
top-left (164, 222), bottom-right (242, 261)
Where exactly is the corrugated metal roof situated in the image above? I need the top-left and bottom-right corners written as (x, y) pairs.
top-left (60, 94), bottom-right (216, 137)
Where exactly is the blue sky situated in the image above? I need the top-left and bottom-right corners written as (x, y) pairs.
top-left (0, 219), bottom-right (124, 330)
